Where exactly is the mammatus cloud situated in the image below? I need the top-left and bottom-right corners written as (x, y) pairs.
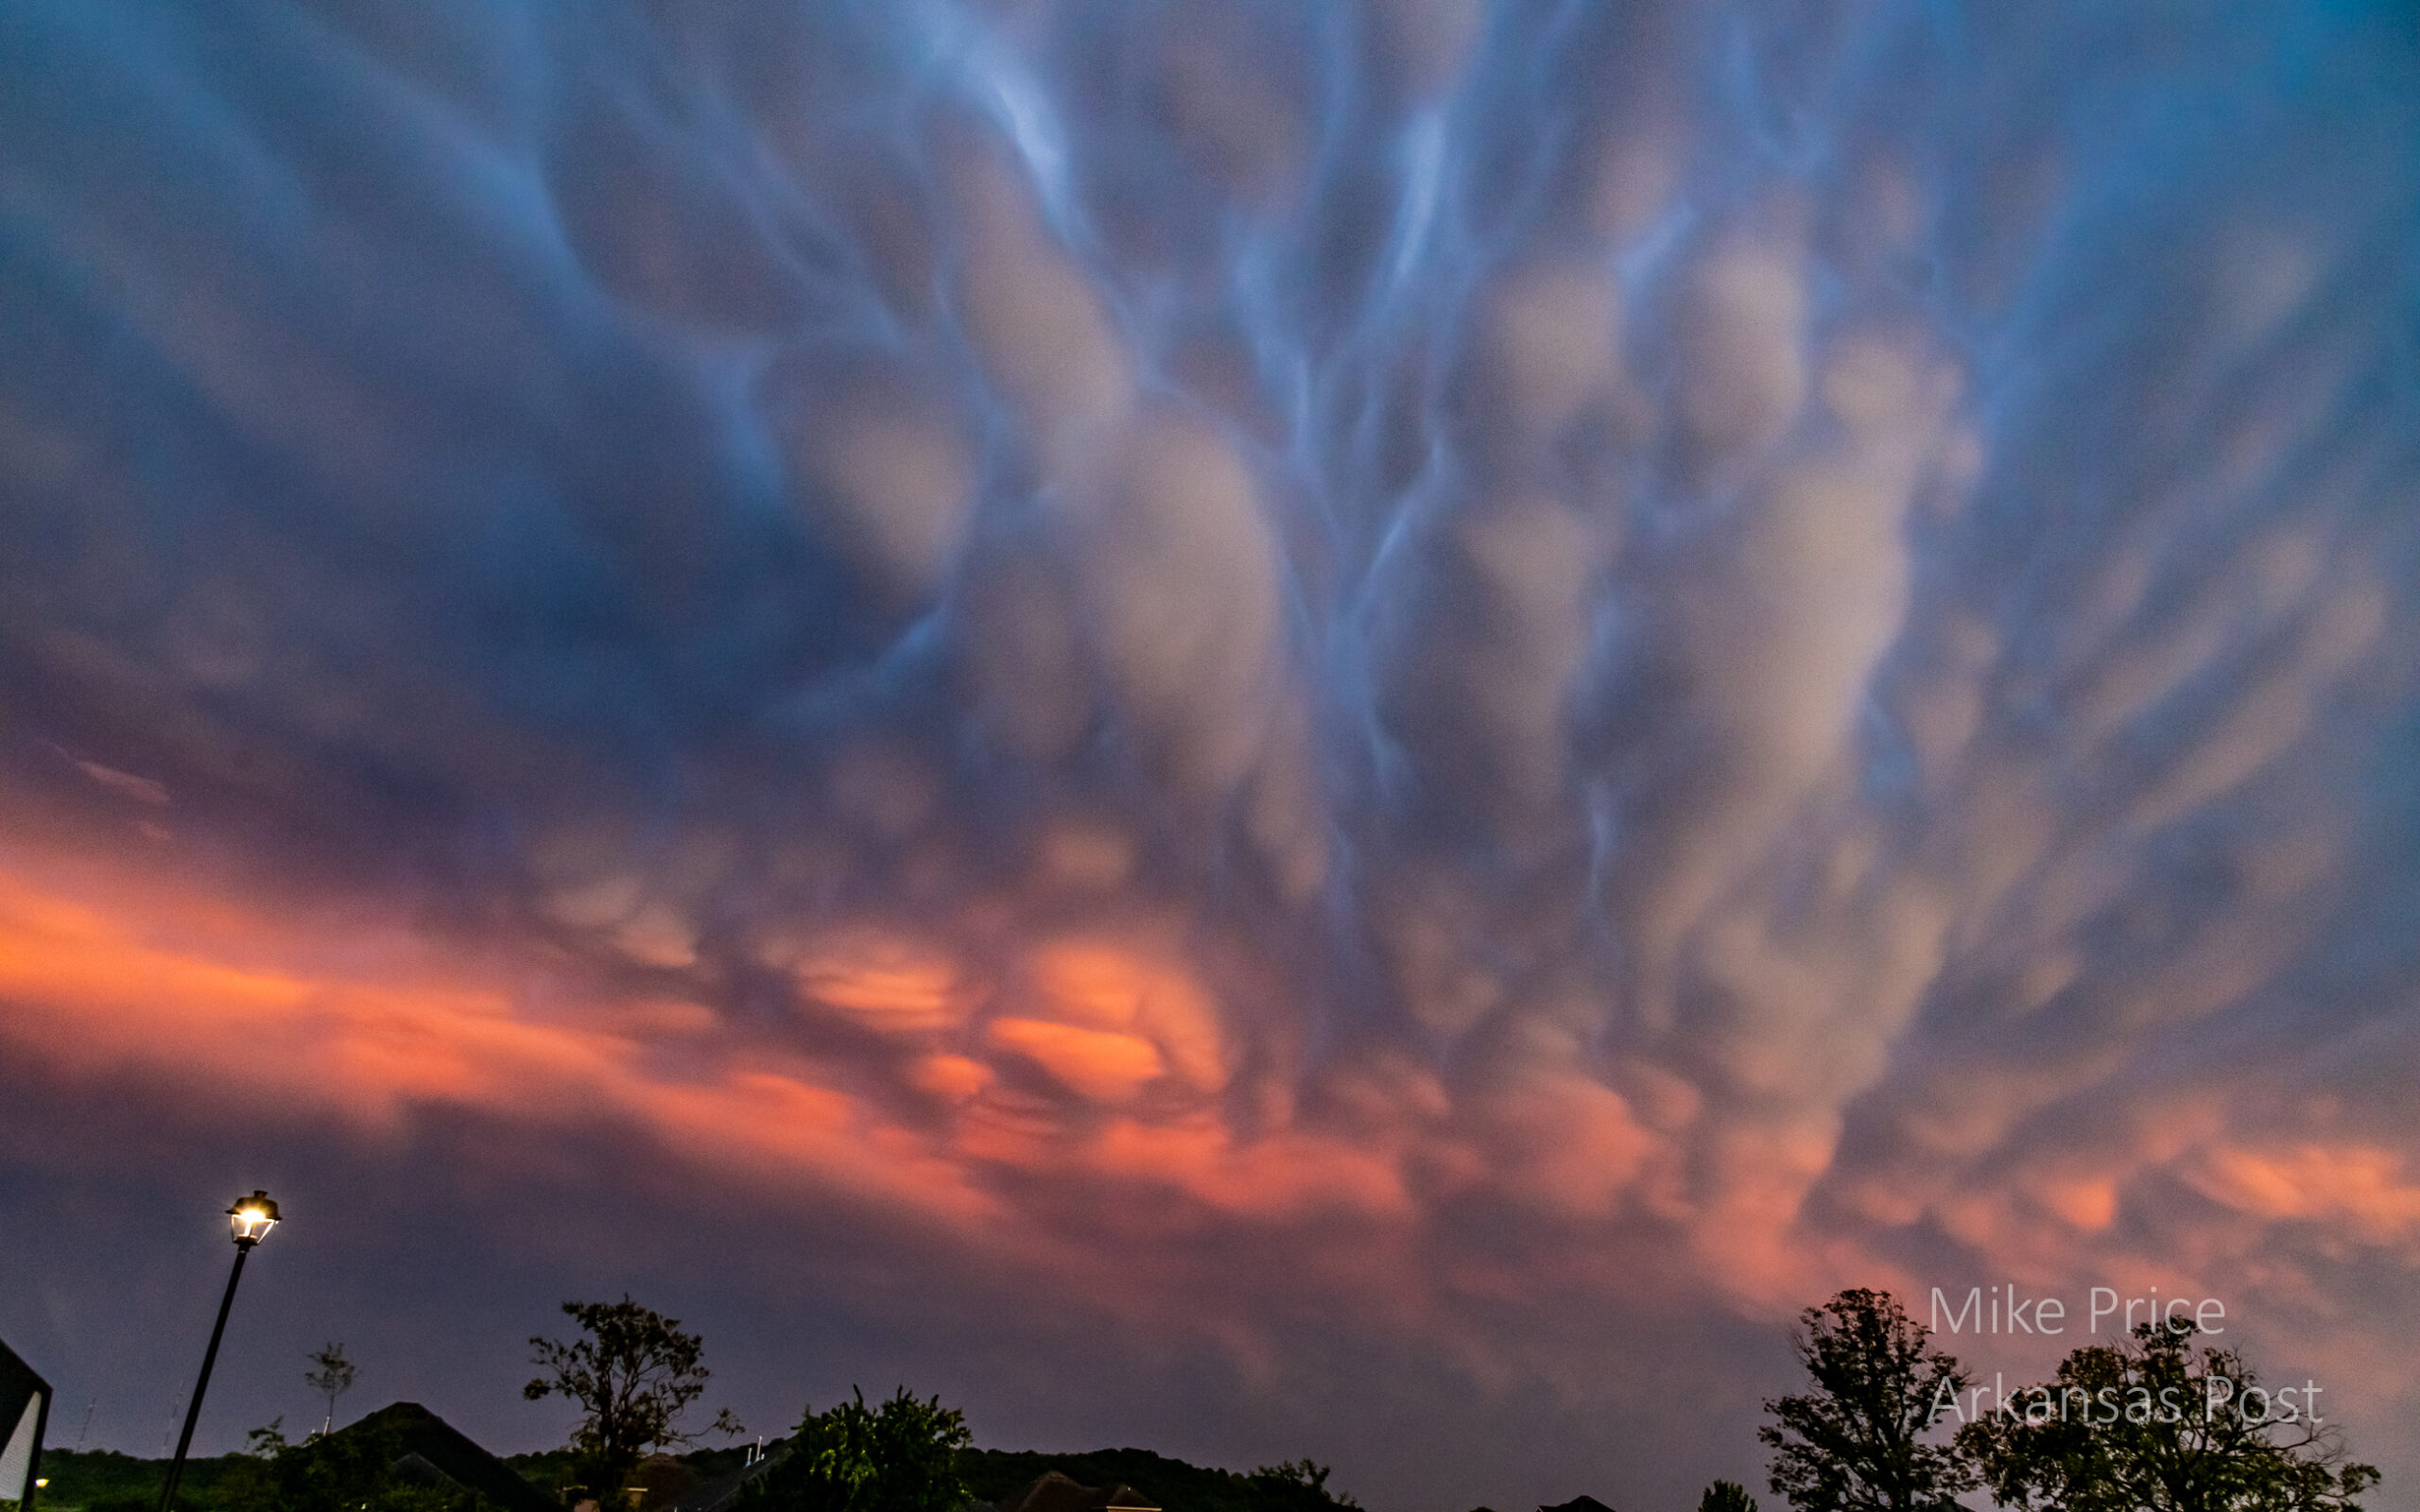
top-left (3, 0), bottom-right (2418, 1505)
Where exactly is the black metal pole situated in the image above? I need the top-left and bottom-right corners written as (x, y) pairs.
top-left (156, 1244), bottom-right (251, 1512)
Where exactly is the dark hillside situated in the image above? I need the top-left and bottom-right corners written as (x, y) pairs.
top-left (960, 1447), bottom-right (1332, 1512)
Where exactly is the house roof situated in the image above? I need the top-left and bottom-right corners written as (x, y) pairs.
top-left (996, 1469), bottom-right (1162, 1512)
top-left (339, 1401), bottom-right (561, 1512)
top-left (0, 1335), bottom-right (52, 1504)
top-left (0, 1338), bottom-right (47, 1420)
top-left (1539, 1496), bottom-right (1619, 1512)
top-left (666, 1446), bottom-right (784, 1512)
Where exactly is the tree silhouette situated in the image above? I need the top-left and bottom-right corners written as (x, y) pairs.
top-left (524, 1296), bottom-right (741, 1496)
top-left (1700, 1479), bottom-right (1759, 1512)
top-left (302, 1344), bottom-right (356, 1438)
top-left (1248, 1459), bottom-right (1359, 1510)
top-left (1958, 1319), bottom-right (2378, 1511)
top-left (1758, 1288), bottom-right (1977, 1512)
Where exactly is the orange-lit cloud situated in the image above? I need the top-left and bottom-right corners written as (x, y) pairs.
top-left (984, 1018), bottom-right (1167, 1102)
top-left (792, 929), bottom-right (978, 1034)
top-left (2187, 1143), bottom-right (2420, 1244)
top-left (0, 842), bottom-right (997, 1229)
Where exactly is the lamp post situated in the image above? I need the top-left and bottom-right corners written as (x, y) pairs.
top-left (156, 1193), bottom-right (279, 1512)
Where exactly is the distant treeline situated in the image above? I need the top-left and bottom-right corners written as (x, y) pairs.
top-left (33, 1441), bottom-right (1339, 1512)
top-left (33, 1449), bottom-right (256, 1512)
top-left (959, 1446), bottom-right (1325, 1512)
top-left (28, 1444), bottom-right (682, 1512)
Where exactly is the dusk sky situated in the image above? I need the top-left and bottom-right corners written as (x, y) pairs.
top-left (3, 3), bottom-right (2418, 1509)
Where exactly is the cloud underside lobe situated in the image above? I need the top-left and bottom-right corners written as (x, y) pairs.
top-left (4, 0), bottom-right (2420, 1454)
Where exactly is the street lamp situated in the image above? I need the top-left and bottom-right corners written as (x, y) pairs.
top-left (156, 1193), bottom-right (280, 1512)
top-left (226, 1194), bottom-right (279, 1246)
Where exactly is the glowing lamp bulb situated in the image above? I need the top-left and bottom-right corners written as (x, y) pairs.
top-left (226, 1190), bottom-right (281, 1246)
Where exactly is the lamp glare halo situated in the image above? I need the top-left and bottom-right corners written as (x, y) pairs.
top-left (225, 1189), bottom-right (281, 1246)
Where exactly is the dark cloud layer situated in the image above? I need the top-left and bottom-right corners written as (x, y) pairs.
top-left (4, 3), bottom-right (2419, 1508)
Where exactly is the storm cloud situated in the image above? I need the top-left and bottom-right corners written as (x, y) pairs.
top-left (3, 2), bottom-right (2419, 1507)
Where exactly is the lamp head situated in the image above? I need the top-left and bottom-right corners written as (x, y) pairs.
top-left (228, 1190), bottom-right (280, 1247)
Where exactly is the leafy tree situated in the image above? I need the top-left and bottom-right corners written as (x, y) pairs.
top-left (303, 1343), bottom-right (357, 1437)
top-left (1758, 1288), bottom-right (1978, 1512)
top-left (1247, 1459), bottom-right (1359, 1510)
top-left (1957, 1319), bottom-right (2378, 1511)
top-left (1700, 1479), bottom-right (1760, 1512)
top-left (524, 1296), bottom-right (742, 1497)
top-left (746, 1387), bottom-right (970, 1512)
